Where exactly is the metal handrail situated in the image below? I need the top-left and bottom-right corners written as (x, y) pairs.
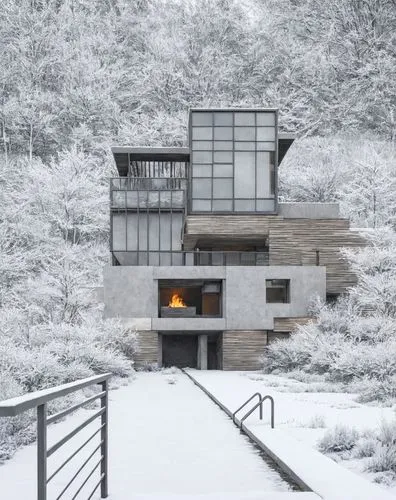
top-left (240, 395), bottom-right (275, 429)
top-left (232, 393), bottom-right (263, 425)
top-left (0, 373), bottom-right (112, 500)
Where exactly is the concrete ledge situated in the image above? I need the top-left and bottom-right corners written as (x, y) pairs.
top-left (153, 317), bottom-right (225, 331)
top-left (184, 370), bottom-right (395, 500)
top-left (153, 266), bottom-right (226, 279)
top-left (278, 203), bottom-right (340, 219)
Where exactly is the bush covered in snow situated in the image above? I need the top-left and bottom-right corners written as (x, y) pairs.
top-left (262, 229), bottom-right (396, 404)
top-left (318, 425), bottom-right (359, 453)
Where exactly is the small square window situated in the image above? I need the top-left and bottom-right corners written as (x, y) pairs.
top-left (192, 112), bottom-right (212, 126)
top-left (214, 127), bottom-right (233, 140)
top-left (234, 112), bottom-right (255, 126)
top-left (234, 127), bottom-right (255, 141)
top-left (214, 112), bottom-right (233, 126)
top-left (256, 112), bottom-right (275, 126)
top-left (266, 279), bottom-right (290, 303)
top-left (257, 127), bottom-right (275, 141)
top-left (214, 151), bottom-right (233, 163)
top-left (192, 151), bottom-right (212, 164)
top-left (192, 127), bottom-right (213, 140)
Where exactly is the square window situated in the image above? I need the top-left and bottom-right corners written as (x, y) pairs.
top-left (192, 199), bottom-right (211, 211)
top-left (256, 199), bottom-right (275, 211)
top-left (192, 141), bottom-right (213, 150)
top-left (234, 127), bottom-right (255, 141)
top-left (256, 112), bottom-right (275, 126)
top-left (214, 151), bottom-right (233, 163)
top-left (257, 127), bottom-right (276, 141)
top-left (214, 140), bottom-right (233, 150)
top-left (234, 112), bottom-right (255, 125)
top-left (234, 199), bottom-right (255, 211)
top-left (214, 112), bottom-right (233, 126)
top-left (213, 164), bottom-right (233, 177)
top-left (256, 141), bottom-right (276, 151)
top-left (212, 199), bottom-right (233, 211)
top-left (192, 112), bottom-right (212, 126)
top-left (213, 178), bottom-right (233, 199)
top-left (192, 151), bottom-right (212, 163)
top-left (214, 127), bottom-right (233, 140)
top-left (234, 141), bottom-right (255, 151)
top-left (192, 127), bottom-right (213, 140)
top-left (266, 279), bottom-right (290, 303)
top-left (192, 164), bottom-right (212, 177)
top-left (192, 178), bottom-right (211, 198)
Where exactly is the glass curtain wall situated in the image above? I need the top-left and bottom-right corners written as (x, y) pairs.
top-left (190, 110), bottom-right (277, 212)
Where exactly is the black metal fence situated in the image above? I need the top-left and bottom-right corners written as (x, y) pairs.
top-left (112, 250), bottom-right (270, 266)
top-left (0, 373), bottom-right (112, 500)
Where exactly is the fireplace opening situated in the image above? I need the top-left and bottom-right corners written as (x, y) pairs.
top-left (159, 280), bottom-right (222, 318)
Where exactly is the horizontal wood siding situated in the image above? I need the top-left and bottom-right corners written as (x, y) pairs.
top-left (222, 331), bottom-right (268, 371)
top-left (134, 331), bottom-right (158, 369)
top-left (268, 332), bottom-right (290, 343)
top-left (268, 219), bottom-right (365, 294)
top-left (273, 317), bottom-right (313, 332)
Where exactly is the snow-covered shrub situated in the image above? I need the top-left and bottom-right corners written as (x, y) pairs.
top-left (318, 425), bottom-right (359, 453)
top-left (353, 436), bottom-right (378, 458)
top-left (303, 415), bottom-right (326, 428)
top-left (367, 446), bottom-right (396, 474)
top-left (350, 376), bottom-right (396, 404)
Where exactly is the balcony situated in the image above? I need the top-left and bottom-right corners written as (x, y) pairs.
top-left (110, 177), bottom-right (188, 210)
top-left (111, 250), bottom-right (270, 266)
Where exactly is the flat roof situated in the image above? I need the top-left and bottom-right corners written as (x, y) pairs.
top-left (189, 107), bottom-right (279, 112)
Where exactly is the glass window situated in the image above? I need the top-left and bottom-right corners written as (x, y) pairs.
top-left (256, 199), bottom-right (275, 211)
top-left (214, 112), bottom-right (233, 126)
top-left (192, 151), bottom-right (212, 164)
top-left (159, 214), bottom-right (171, 250)
top-left (256, 142), bottom-right (276, 151)
top-left (234, 127), bottom-right (255, 141)
top-left (192, 112), bottom-right (212, 126)
top-left (192, 199), bottom-right (211, 211)
top-left (192, 127), bottom-right (213, 140)
top-left (192, 164), bottom-right (212, 177)
top-left (213, 178), bottom-right (232, 198)
top-left (214, 151), bottom-right (233, 163)
top-left (192, 141), bottom-right (212, 150)
top-left (234, 141), bottom-right (255, 151)
top-left (214, 127), bottom-right (233, 140)
top-left (234, 152), bottom-right (255, 198)
top-left (234, 112), bottom-right (255, 125)
top-left (112, 214), bottom-right (126, 251)
top-left (256, 112), bottom-right (275, 126)
top-left (256, 152), bottom-right (270, 198)
top-left (257, 127), bottom-right (275, 141)
top-left (214, 140), bottom-right (233, 150)
top-left (212, 199), bottom-right (233, 211)
top-left (266, 279), bottom-right (290, 303)
top-left (192, 178), bottom-right (211, 198)
top-left (234, 199), bottom-right (255, 211)
top-left (213, 164), bottom-right (233, 177)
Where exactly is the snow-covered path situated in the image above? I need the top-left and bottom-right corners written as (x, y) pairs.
top-left (0, 371), bottom-right (297, 499)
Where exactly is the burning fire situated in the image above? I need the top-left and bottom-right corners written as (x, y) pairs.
top-left (168, 293), bottom-right (187, 308)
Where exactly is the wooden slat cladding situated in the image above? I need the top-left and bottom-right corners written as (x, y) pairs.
top-left (269, 219), bottom-right (365, 294)
top-left (134, 331), bottom-right (158, 369)
top-left (273, 316), bottom-right (313, 333)
top-left (222, 331), bottom-right (268, 371)
top-left (184, 215), bottom-right (277, 249)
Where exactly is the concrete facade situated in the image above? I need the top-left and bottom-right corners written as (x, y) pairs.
top-left (278, 202), bottom-right (340, 219)
top-left (103, 265), bottom-right (325, 331)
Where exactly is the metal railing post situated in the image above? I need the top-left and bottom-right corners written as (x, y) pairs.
top-left (37, 403), bottom-right (47, 500)
top-left (100, 380), bottom-right (109, 498)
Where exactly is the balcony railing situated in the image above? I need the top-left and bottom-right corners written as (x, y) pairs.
top-left (112, 250), bottom-right (270, 266)
top-left (110, 177), bottom-right (188, 210)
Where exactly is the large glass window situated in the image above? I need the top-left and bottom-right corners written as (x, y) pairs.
top-left (266, 279), bottom-right (290, 303)
top-left (190, 110), bottom-right (277, 212)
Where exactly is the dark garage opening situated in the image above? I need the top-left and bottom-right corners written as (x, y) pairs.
top-left (162, 335), bottom-right (198, 368)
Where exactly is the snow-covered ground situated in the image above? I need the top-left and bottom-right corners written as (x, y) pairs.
top-left (0, 371), bottom-right (306, 499)
top-left (187, 370), bottom-right (396, 497)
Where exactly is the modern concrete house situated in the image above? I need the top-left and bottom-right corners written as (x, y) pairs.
top-left (104, 108), bottom-right (364, 370)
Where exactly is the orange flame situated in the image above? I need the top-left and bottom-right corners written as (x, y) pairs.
top-left (168, 293), bottom-right (187, 308)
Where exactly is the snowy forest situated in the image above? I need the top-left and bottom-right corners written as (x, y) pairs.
top-left (0, 0), bottom-right (396, 464)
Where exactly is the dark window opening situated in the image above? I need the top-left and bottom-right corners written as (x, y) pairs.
top-left (266, 279), bottom-right (290, 303)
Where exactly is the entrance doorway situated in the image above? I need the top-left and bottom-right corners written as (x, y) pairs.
top-left (162, 335), bottom-right (198, 368)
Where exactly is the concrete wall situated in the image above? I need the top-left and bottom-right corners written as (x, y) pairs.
top-left (278, 202), bottom-right (340, 219)
top-left (225, 266), bottom-right (325, 330)
top-left (103, 265), bottom-right (325, 331)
